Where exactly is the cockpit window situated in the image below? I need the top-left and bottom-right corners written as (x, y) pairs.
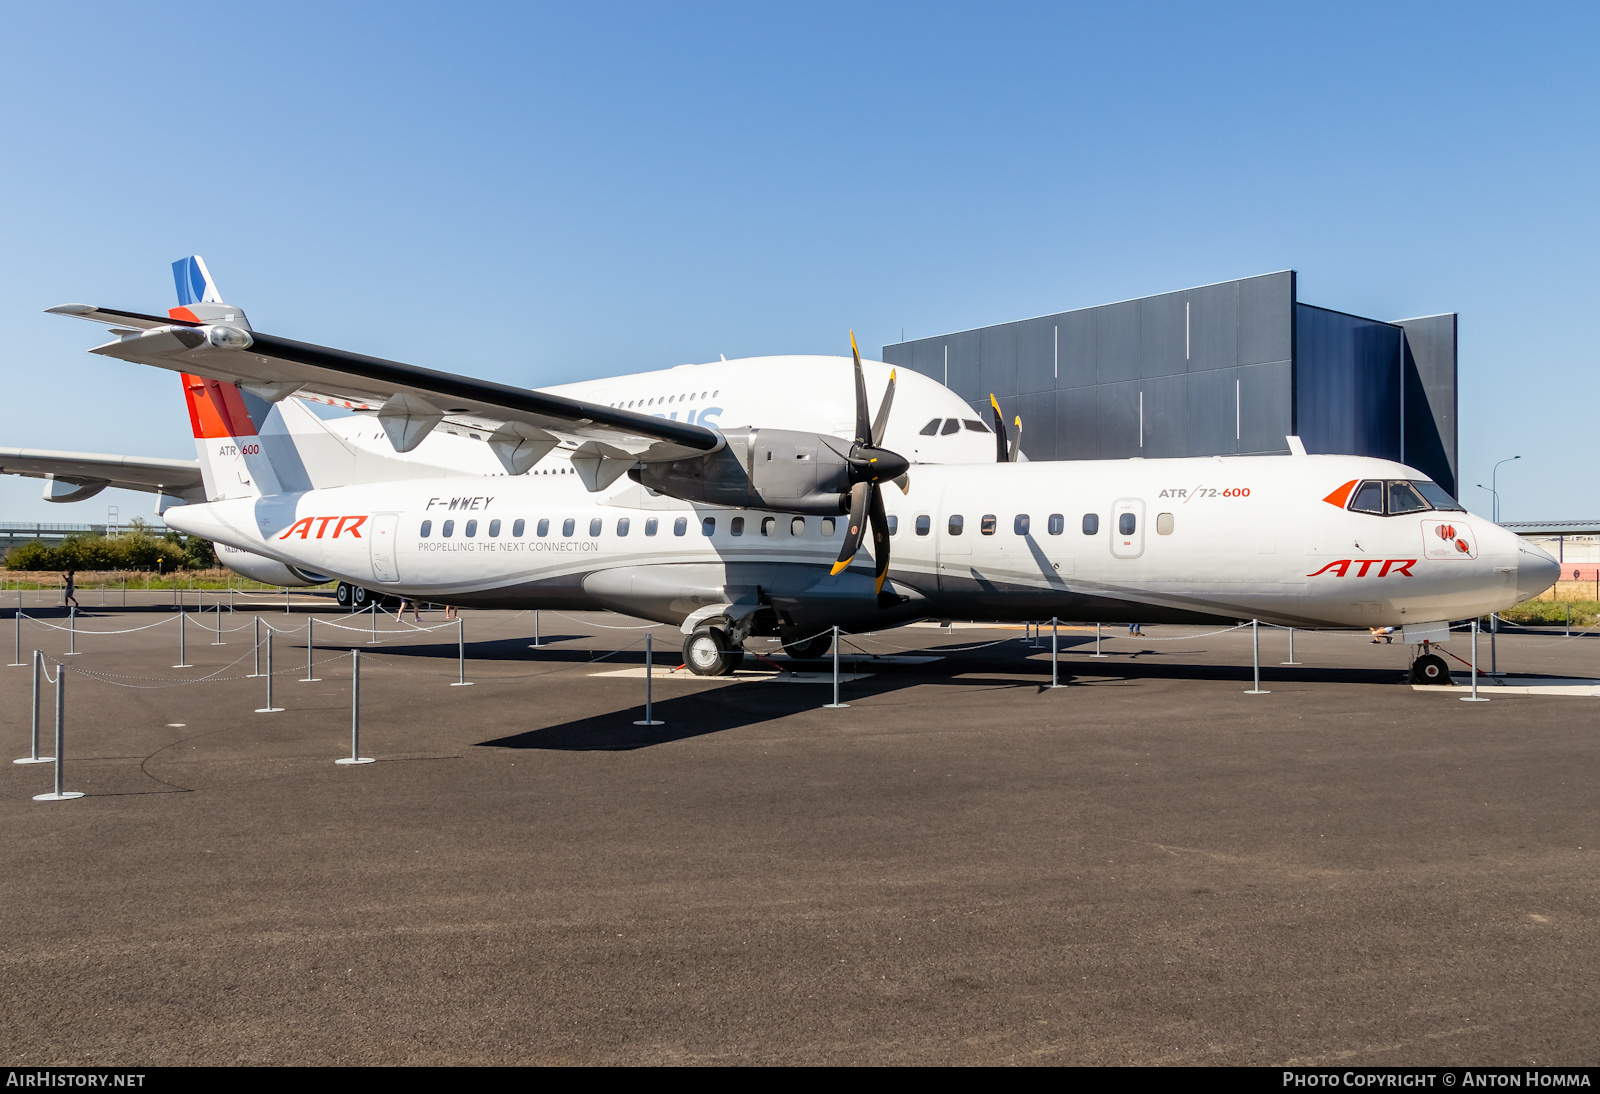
top-left (963, 419), bottom-right (991, 433)
top-left (940, 419), bottom-right (961, 435)
top-left (1348, 478), bottom-right (1461, 516)
top-left (1349, 481), bottom-right (1386, 515)
top-left (1387, 481), bottom-right (1429, 515)
top-left (1412, 480), bottom-right (1464, 511)
top-left (919, 419), bottom-right (941, 436)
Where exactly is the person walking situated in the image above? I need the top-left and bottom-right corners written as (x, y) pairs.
top-left (1127, 621), bottom-right (1143, 637)
top-left (444, 604), bottom-right (459, 621)
top-left (62, 569), bottom-right (80, 610)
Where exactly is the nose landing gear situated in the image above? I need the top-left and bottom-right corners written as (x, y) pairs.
top-left (1410, 638), bottom-right (1454, 686)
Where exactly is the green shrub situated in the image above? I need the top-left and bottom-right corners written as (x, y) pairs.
top-left (1495, 600), bottom-right (1600, 627)
top-left (2, 531), bottom-right (219, 572)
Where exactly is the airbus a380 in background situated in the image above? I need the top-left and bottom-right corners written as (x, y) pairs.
top-left (5, 257), bottom-right (1558, 674)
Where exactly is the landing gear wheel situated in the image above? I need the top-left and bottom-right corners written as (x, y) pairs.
top-left (683, 627), bottom-right (745, 677)
top-left (336, 582), bottom-right (354, 608)
top-left (1411, 653), bottom-right (1452, 686)
top-left (352, 586), bottom-right (371, 609)
top-left (780, 629), bottom-right (833, 660)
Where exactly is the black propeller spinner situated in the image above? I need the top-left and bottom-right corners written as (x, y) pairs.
top-left (827, 333), bottom-right (910, 597)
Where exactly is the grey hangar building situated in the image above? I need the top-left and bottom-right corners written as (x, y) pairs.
top-left (882, 270), bottom-right (1460, 498)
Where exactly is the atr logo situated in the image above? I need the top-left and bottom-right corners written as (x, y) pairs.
top-left (1307, 559), bottom-right (1417, 577)
top-left (278, 516), bottom-right (367, 540)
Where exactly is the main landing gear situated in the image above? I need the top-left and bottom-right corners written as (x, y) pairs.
top-left (683, 627), bottom-right (746, 677)
top-left (779, 628), bottom-right (833, 661)
top-left (336, 582), bottom-right (396, 610)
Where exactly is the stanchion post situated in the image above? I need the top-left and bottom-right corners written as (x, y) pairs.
top-left (451, 617), bottom-right (473, 686)
top-left (247, 616), bottom-right (263, 677)
top-left (1047, 616), bottom-right (1066, 688)
top-left (633, 633), bottom-right (664, 725)
top-left (256, 629), bottom-right (283, 712)
top-left (1461, 618), bottom-right (1489, 702)
top-left (1489, 612), bottom-right (1500, 675)
top-left (15, 650), bottom-right (52, 764)
top-left (1245, 619), bottom-right (1270, 694)
top-left (529, 609), bottom-right (542, 649)
top-left (336, 648), bottom-right (374, 764)
top-left (285, 587), bottom-right (290, 615)
top-left (369, 603), bottom-right (380, 644)
top-left (1281, 626), bottom-right (1301, 666)
top-left (1090, 621), bottom-right (1107, 657)
top-left (213, 601), bottom-right (225, 645)
top-left (825, 625), bottom-right (849, 709)
top-left (173, 607), bottom-right (191, 668)
top-left (302, 617), bottom-right (320, 682)
top-left (10, 607), bottom-right (24, 667)
top-left (66, 607), bottom-right (77, 656)
top-left (33, 664), bottom-right (81, 800)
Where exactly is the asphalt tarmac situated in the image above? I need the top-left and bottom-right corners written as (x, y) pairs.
top-left (1, 596), bottom-right (1595, 1065)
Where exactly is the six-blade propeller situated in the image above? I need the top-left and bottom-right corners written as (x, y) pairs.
top-left (827, 333), bottom-right (910, 596)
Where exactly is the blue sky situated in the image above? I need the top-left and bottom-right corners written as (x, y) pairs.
top-left (1, 2), bottom-right (1593, 522)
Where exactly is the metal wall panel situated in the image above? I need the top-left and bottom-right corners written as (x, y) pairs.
top-left (1096, 299), bottom-right (1140, 384)
top-left (1238, 360), bottom-right (1294, 455)
top-left (979, 322), bottom-right (1018, 404)
top-left (1009, 389), bottom-right (1055, 463)
top-left (1056, 387), bottom-right (1100, 460)
top-left (1139, 292), bottom-right (1187, 379)
top-left (1186, 281), bottom-right (1239, 374)
top-left (1096, 381), bottom-right (1142, 459)
top-left (947, 329), bottom-right (982, 405)
top-left (1014, 316), bottom-right (1057, 394)
top-left (1057, 309), bottom-right (1097, 389)
top-left (1188, 366), bottom-right (1239, 456)
top-left (1139, 373), bottom-right (1190, 458)
top-left (1238, 270), bottom-right (1295, 366)
top-left (1296, 304), bottom-right (1401, 463)
top-left (1395, 313), bottom-right (1458, 496)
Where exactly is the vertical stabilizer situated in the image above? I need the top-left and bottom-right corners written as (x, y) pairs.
top-left (182, 373), bottom-right (283, 500)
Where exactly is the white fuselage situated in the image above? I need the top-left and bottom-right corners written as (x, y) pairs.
top-left (164, 451), bottom-right (1557, 634)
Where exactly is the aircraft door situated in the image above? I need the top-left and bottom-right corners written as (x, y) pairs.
top-left (370, 512), bottom-right (401, 583)
top-left (1110, 498), bottom-right (1145, 559)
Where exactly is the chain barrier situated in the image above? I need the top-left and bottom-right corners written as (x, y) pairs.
top-left (544, 611), bottom-right (668, 631)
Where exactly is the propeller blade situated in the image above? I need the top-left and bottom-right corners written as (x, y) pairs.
top-left (868, 484), bottom-right (890, 595)
top-left (989, 394), bottom-right (1009, 463)
top-left (870, 369), bottom-right (896, 447)
top-left (893, 472), bottom-right (910, 494)
top-left (850, 331), bottom-right (871, 445)
top-left (829, 481), bottom-right (872, 576)
top-left (1011, 414), bottom-right (1023, 462)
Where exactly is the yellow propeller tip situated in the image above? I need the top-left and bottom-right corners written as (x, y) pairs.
top-left (874, 573), bottom-right (887, 595)
top-left (830, 558), bottom-right (852, 576)
top-left (989, 394), bottom-right (1000, 411)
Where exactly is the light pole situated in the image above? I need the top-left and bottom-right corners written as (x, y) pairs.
top-left (1478, 456), bottom-right (1521, 523)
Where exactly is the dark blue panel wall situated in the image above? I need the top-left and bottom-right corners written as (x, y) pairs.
top-left (1295, 304), bottom-right (1402, 464)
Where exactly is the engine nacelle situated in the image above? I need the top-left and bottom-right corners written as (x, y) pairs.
top-left (215, 543), bottom-right (330, 588)
top-left (633, 428), bottom-right (852, 516)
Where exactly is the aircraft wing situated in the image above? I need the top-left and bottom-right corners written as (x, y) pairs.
top-left (48, 303), bottom-right (724, 485)
top-left (0, 447), bottom-right (204, 503)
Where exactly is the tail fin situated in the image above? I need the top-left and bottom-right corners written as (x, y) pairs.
top-left (183, 373), bottom-right (282, 500)
top-left (167, 254), bottom-right (251, 328)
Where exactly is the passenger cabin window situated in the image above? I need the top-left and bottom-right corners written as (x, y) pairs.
top-left (420, 520), bottom-right (432, 537)
top-left (761, 517), bottom-right (775, 536)
top-left (1047, 513), bottom-right (1064, 535)
top-left (1013, 514), bottom-right (1030, 535)
top-left (948, 515), bottom-right (964, 535)
top-left (821, 518), bottom-right (835, 536)
top-left (562, 518), bottom-right (576, 537)
top-left (589, 518), bottom-right (602, 537)
top-left (1118, 513), bottom-right (1136, 536)
top-left (442, 520), bottom-right (455, 537)
top-left (488, 519), bottom-right (501, 537)
top-left (919, 419), bottom-right (941, 436)
top-left (730, 517), bottom-right (744, 536)
top-left (980, 515), bottom-right (997, 535)
top-left (464, 519), bottom-right (478, 537)
top-left (617, 517), bottom-right (630, 536)
top-left (1156, 513), bottom-right (1174, 535)
top-left (536, 518), bottom-right (549, 537)
top-left (791, 517), bottom-right (805, 536)
top-left (702, 517), bottom-right (715, 536)
top-left (513, 518), bottom-right (525, 537)
top-left (915, 515), bottom-right (931, 536)
top-left (887, 515), bottom-right (899, 536)
top-left (645, 518), bottom-right (658, 536)
top-left (673, 517), bottom-right (687, 536)
top-left (1082, 514), bottom-right (1099, 535)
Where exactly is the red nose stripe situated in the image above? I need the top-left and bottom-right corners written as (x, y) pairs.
top-left (1323, 480), bottom-right (1358, 508)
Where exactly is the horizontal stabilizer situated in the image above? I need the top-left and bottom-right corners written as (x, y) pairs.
top-left (0, 447), bottom-right (204, 501)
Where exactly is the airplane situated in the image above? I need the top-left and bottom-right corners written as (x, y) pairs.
top-left (16, 258), bottom-right (1561, 676)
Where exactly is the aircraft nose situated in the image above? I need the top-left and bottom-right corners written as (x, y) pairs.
top-left (1515, 542), bottom-right (1561, 603)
